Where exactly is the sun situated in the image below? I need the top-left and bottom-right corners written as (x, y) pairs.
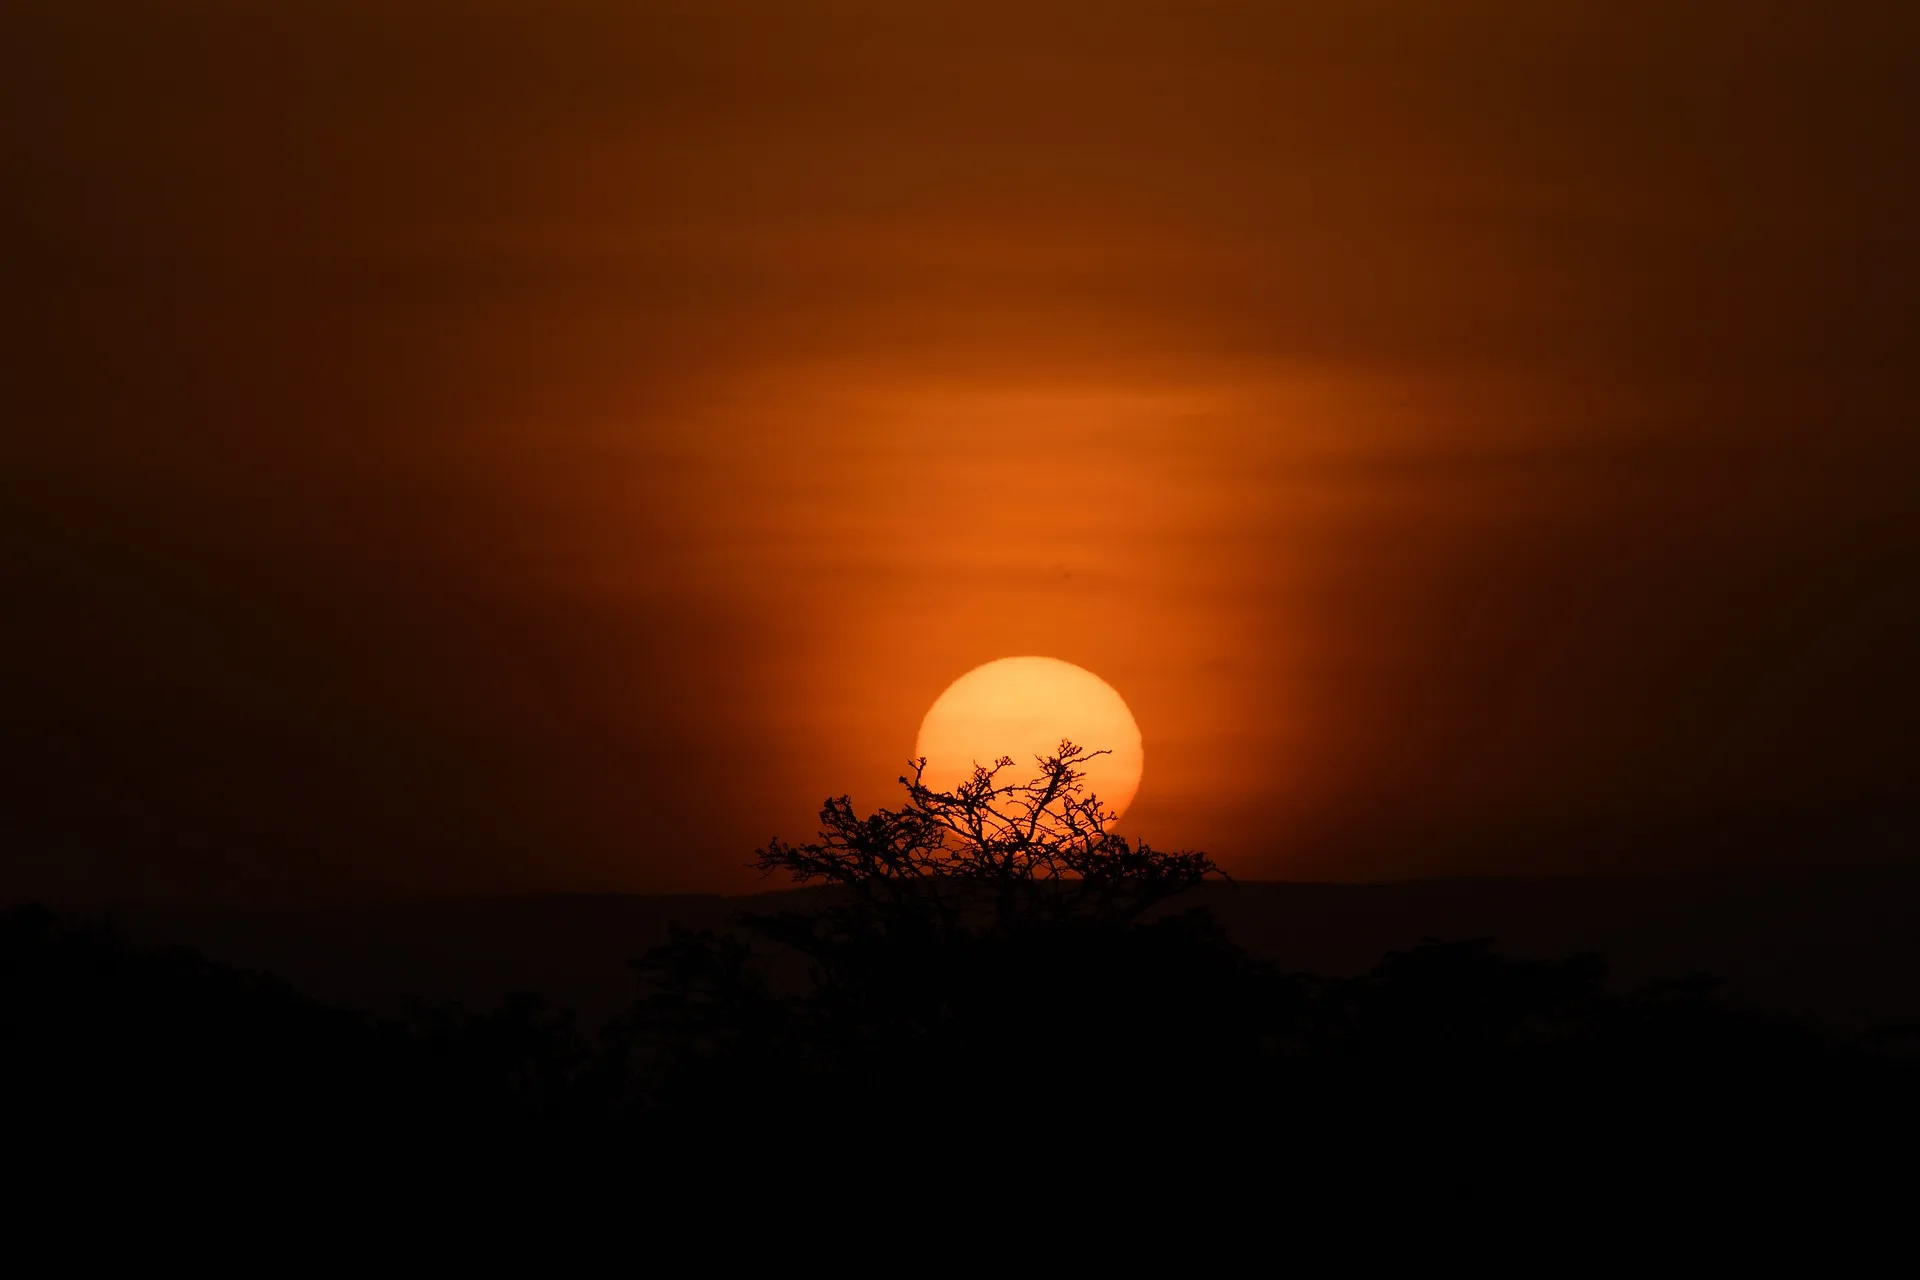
top-left (913, 656), bottom-right (1145, 820)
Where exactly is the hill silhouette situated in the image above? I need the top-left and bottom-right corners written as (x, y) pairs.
top-left (63, 865), bottom-right (1920, 1034)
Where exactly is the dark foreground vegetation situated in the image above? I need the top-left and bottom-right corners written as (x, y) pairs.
top-left (7, 751), bottom-right (1917, 1170)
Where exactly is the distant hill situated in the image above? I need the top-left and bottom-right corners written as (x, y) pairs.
top-left (1198, 865), bottom-right (1920, 1033)
top-left (45, 864), bottom-right (1920, 1032)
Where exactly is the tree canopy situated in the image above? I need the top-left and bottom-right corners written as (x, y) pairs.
top-left (751, 741), bottom-right (1223, 934)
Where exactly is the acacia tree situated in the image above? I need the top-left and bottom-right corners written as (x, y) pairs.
top-left (629, 743), bottom-right (1231, 1116)
top-left (751, 741), bottom-right (1223, 935)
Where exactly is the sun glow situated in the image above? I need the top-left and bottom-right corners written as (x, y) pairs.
top-left (913, 656), bottom-right (1145, 820)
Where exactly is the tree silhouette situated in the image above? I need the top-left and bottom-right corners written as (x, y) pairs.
top-left (752, 740), bottom-right (1222, 934)
top-left (630, 745), bottom-right (1246, 1135)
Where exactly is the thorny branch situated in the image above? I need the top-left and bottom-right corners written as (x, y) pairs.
top-left (752, 741), bottom-right (1225, 933)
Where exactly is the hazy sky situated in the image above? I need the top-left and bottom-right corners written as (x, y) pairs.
top-left (4, 1), bottom-right (1917, 903)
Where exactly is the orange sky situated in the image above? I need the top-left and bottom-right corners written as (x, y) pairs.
top-left (4, 2), bottom-right (1917, 902)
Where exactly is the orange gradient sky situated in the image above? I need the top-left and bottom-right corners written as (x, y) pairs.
top-left (3, 1), bottom-right (1917, 903)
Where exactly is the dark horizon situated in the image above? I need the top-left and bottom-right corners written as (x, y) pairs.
top-left (35, 861), bottom-right (1920, 1042)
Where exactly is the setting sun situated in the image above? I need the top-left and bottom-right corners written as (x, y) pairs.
top-left (913, 656), bottom-right (1145, 820)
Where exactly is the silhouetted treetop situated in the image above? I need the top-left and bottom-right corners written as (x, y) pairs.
top-left (752, 741), bottom-right (1222, 928)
